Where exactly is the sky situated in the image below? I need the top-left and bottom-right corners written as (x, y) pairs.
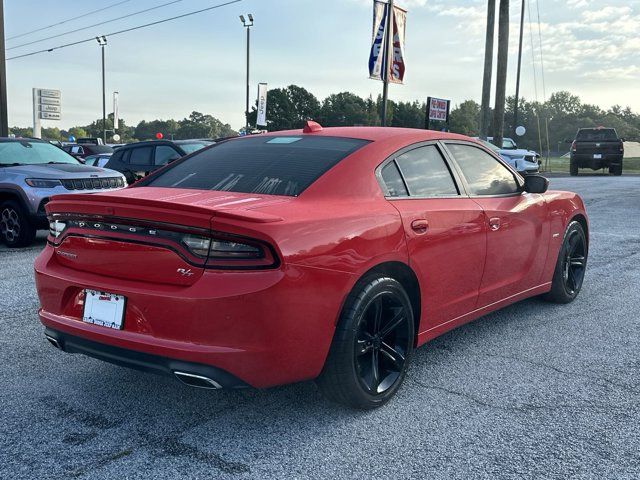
top-left (4, 0), bottom-right (640, 131)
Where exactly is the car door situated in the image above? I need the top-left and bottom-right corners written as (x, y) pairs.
top-left (378, 143), bottom-right (487, 329)
top-left (444, 142), bottom-right (549, 307)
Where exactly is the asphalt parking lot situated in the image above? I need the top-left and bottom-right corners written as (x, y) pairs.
top-left (1, 174), bottom-right (639, 479)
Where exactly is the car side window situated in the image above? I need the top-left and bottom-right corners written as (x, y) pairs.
top-left (381, 161), bottom-right (408, 197)
top-left (129, 146), bottom-right (153, 166)
top-left (395, 145), bottom-right (459, 197)
top-left (70, 146), bottom-right (84, 155)
top-left (447, 144), bottom-right (519, 196)
top-left (154, 145), bottom-right (180, 166)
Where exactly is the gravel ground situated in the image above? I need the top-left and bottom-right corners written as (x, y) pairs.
top-left (1, 175), bottom-right (639, 479)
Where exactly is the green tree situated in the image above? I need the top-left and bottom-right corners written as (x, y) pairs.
top-left (319, 92), bottom-right (368, 126)
top-left (449, 100), bottom-right (481, 136)
top-left (248, 85), bottom-right (320, 131)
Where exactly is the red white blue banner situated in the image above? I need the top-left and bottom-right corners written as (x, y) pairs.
top-left (369, 1), bottom-right (388, 81)
top-left (369, 1), bottom-right (406, 84)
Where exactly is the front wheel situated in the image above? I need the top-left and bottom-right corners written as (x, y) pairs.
top-left (543, 221), bottom-right (588, 304)
top-left (316, 276), bottom-right (415, 409)
top-left (0, 200), bottom-right (37, 248)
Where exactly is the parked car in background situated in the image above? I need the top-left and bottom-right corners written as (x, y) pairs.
top-left (83, 153), bottom-right (112, 168)
top-left (569, 127), bottom-right (624, 176)
top-left (36, 124), bottom-right (589, 409)
top-left (0, 138), bottom-right (126, 247)
top-left (62, 143), bottom-right (114, 161)
top-left (475, 138), bottom-right (540, 174)
top-left (104, 139), bottom-right (213, 183)
top-left (486, 136), bottom-right (519, 150)
top-left (77, 137), bottom-right (104, 145)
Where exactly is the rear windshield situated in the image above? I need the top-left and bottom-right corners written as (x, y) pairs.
top-left (576, 129), bottom-right (618, 141)
top-left (142, 135), bottom-right (370, 196)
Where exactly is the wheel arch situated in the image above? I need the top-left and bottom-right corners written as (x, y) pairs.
top-left (570, 213), bottom-right (589, 250)
top-left (357, 261), bottom-right (422, 341)
top-left (0, 188), bottom-right (29, 211)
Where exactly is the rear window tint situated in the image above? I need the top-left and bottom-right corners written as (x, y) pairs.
top-left (576, 129), bottom-right (618, 141)
top-left (143, 136), bottom-right (370, 196)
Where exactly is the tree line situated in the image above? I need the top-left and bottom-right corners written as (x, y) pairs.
top-left (11, 86), bottom-right (640, 153)
top-left (10, 111), bottom-right (237, 143)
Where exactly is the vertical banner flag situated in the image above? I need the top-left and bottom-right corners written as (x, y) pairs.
top-left (369, 1), bottom-right (407, 83)
top-left (113, 91), bottom-right (119, 130)
top-left (368, 1), bottom-right (388, 81)
top-left (256, 83), bottom-right (268, 127)
top-left (389, 5), bottom-right (406, 84)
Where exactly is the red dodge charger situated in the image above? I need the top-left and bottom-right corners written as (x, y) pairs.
top-left (35, 123), bottom-right (589, 409)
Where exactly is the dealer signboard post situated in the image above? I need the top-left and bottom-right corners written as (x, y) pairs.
top-left (32, 88), bottom-right (61, 139)
top-left (425, 96), bottom-right (450, 131)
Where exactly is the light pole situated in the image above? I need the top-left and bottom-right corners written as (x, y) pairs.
top-left (240, 14), bottom-right (253, 133)
top-left (96, 36), bottom-right (107, 143)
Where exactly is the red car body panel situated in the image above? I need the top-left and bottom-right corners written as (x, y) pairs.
top-left (34, 127), bottom-right (588, 389)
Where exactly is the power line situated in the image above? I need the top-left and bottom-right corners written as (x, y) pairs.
top-left (7, 0), bottom-right (242, 61)
top-left (7, 1), bottom-right (132, 41)
top-left (7, 0), bottom-right (189, 51)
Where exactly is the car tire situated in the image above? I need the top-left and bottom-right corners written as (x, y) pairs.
top-left (570, 160), bottom-right (578, 176)
top-left (0, 200), bottom-right (37, 248)
top-left (610, 161), bottom-right (623, 176)
top-left (316, 275), bottom-right (415, 409)
top-left (542, 220), bottom-right (587, 304)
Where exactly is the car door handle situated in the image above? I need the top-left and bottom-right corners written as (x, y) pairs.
top-left (489, 217), bottom-right (501, 231)
top-left (411, 219), bottom-right (429, 234)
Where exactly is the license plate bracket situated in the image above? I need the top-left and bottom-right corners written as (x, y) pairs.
top-left (82, 289), bottom-right (126, 330)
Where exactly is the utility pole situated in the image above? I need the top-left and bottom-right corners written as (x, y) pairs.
top-left (0, 1), bottom-right (8, 137)
top-left (493, 0), bottom-right (509, 148)
top-left (96, 36), bottom-right (107, 143)
top-left (513, 0), bottom-right (526, 137)
top-left (240, 14), bottom-right (253, 133)
top-left (381, 0), bottom-right (394, 127)
top-left (479, 0), bottom-right (495, 140)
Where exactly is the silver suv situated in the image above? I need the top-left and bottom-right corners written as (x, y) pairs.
top-left (0, 138), bottom-right (126, 247)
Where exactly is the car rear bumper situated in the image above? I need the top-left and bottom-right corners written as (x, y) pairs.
top-left (34, 245), bottom-right (354, 388)
top-left (43, 327), bottom-right (249, 388)
top-left (571, 153), bottom-right (623, 168)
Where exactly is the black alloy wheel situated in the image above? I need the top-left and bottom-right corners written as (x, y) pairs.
top-left (562, 228), bottom-right (587, 296)
top-left (317, 275), bottom-right (415, 409)
top-left (355, 292), bottom-right (411, 394)
top-left (0, 200), bottom-right (36, 248)
top-left (543, 220), bottom-right (588, 303)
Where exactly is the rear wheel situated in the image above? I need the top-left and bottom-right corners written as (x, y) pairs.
top-left (570, 160), bottom-right (578, 176)
top-left (316, 276), bottom-right (415, 409)
top-left (610, 161), bottom-right (623, 176)
top-left (0, 200), bottom-right (37, 248)
top-left (543, 221), bottom-right (587, 304)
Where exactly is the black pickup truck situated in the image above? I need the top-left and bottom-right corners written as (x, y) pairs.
top-left (569, 127), bottom-right (625, 176)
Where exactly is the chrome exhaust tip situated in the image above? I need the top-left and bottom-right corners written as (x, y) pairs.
top-left (45, 334), bottom-right (61, 349)
top-left (174, 371), bottom-right (222, 389)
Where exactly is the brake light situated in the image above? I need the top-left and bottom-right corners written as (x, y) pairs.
top-left (47, 216), bottom-right (278, 270)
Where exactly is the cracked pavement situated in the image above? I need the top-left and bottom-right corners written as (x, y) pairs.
top-left (1, 175), bottom-right (639, 479)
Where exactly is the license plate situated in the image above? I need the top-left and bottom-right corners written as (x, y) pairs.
top-left (593, 154), bottom-right (602, 159)
top-left (83, 290), bottom-right (126, 330)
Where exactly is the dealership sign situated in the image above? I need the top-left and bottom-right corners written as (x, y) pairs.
top-left (369, 1), bottom-right (406, 84)
top-left (33, 88), bottom-right (62, 138)
top-left (427, 97), bottom-right (450, 122)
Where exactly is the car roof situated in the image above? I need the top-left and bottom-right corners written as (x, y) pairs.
top-left (116, 140), bottom-right (178, 149)
top-left (259, 126), bottom-right (471, 143)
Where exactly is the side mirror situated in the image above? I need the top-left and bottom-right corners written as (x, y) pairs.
top-left (523, 174), bottom-right (549, 194)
